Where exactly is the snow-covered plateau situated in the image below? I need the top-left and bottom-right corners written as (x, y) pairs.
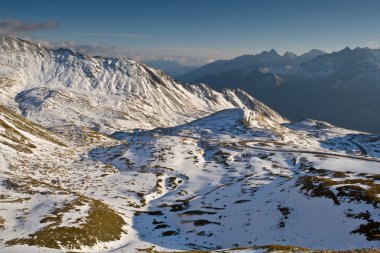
top-left (0, 37), bottom-right (379, 253)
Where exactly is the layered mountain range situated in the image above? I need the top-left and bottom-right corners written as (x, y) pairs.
top-left (0, 37), bottom-right (379, 252)
top-left (178, 47), bottom-right (380, 133)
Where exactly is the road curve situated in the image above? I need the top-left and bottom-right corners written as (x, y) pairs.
top-left (347, 136), bottom-right (368, 156)
top-left (238, 140), bottom-right (380, 163)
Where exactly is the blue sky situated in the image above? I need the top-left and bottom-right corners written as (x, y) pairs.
top-left (1, 0), bottom-right (380, 65)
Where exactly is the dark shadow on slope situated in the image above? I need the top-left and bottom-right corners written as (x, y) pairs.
top-left (111, 108), bottom-right (273, 142)
top-left (90, 108), bottom-right (275, 172)
top-left (322, 133), bottom-right (380, 159)
top-left (130, 167), bottom-right (380, 250)
top-left (86, 111), bottom-right (380, 250)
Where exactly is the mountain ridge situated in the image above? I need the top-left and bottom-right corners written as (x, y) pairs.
top-left (178, 46), bottom-right (380, 132)
top-left (177, 49), bottom-right (326, 82)
top-left (0, 37), bottom-right (287, 134)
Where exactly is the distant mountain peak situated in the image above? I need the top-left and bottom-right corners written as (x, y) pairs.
top-left (263, 49), bottom-right (279, 56)
top-left (341, 46), bottom-right (352, 52)
top-left (307, 49), bottom-right (326, 54)
top-left (297, 49), bottom-right (326, 63)
top-left (283, 51), bottom-right (298, 58)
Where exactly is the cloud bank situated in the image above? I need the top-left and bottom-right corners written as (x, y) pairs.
top-left (0, 19), bottom-right (58, 36)
top-left (0, 19), bottom-right (241, 66)
top-left (37, 39), bottom-right (118, 57)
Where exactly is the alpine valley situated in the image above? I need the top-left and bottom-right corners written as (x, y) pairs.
top-left (0, 37), bottom-right (379, 253)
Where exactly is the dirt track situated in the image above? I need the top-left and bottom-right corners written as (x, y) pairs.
top-left (238, 140), bottom-right (380, 163)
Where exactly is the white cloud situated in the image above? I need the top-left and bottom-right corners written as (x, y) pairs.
top-left (368, 40), bottom-right (379, 49)
top-left (21, 36), bottom-right (249, 66)
top-left (126, 46), bottom-right (252, 66)
top-left (34, 39), bottom-right (118, 57)
top-left (368, 34), bottom-right (380, 49)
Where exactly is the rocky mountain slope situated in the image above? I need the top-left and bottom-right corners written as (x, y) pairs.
top-left (0, 37), bottom-right (286, 134)
top-left (0, 37), bottom-right (379, 252)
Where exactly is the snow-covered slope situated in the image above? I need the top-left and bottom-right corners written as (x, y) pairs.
top-left (90, 109), bottom-right (380, 252)
top-left (0, 38), bottom-right (379, 253)
top-left (0, 100), bottom-right (60, 149)
top-left (0, 37), bottom-right (286, 133)
top-left (0, 104), bottom-right (131, 252)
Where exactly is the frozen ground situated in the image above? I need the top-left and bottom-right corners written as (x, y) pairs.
top-left (1, 107), bottom-right (379, 252)
top-left (0, 38), bottom-right (379, 252)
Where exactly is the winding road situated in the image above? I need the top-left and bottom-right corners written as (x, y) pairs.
top-left (238, 140), bottom-right (380, 163)
top-left (347, 136), bottom-right (368, 156)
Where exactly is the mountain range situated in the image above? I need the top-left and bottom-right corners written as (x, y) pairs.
top-left (0, 37), bottom-right (379, 252)
top-left (178, 49), bottom-right (326, 81)
top-left (178, 47), bottom-right (380, 133)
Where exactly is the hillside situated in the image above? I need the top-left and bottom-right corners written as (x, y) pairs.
top-left (0, 37), bottom-right (286, 134)
top-left (0, 38), bottom-right (379, 252)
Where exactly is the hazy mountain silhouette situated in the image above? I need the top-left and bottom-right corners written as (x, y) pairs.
top-left (178, 49), bottom-right (326, 82)
top-left (179, 47), bottom-right (380, 133)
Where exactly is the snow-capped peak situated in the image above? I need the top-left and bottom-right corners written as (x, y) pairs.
top-left (0, 37), bottom-right (286, 133)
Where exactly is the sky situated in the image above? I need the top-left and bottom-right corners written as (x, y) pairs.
top-left (1, 0), bottom-right (380, 66)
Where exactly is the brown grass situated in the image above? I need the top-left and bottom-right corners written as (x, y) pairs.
top-left (7, 197), bottom-right (126, 250)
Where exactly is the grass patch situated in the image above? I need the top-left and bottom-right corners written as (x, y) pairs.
top-left (134, 244), bottom-right (380, 253)
top-left (234, 199), bottom-right (250, 204)
top-left (0, 118), bottom-right (34, 147)
top-left (0, 104), bottom-right (66, 147)
top-left (7, 197), bottom-right (126, 250)
top-left (3, 178), bottom-right (42, 195)
top-left (166, 197), bottom-right (195, 212)
top-left (296, 174), bottom-right (380, 241)
top-left (297, 175), bottom-right (380, 206)
top-left (168, 176), bottom-right (179, 190)
top-left (260, 244), bottom-right (309, 252)
top-left (179, 210), bottom-right (217, 216)
top-left (277, 205), bottom-right (292, 228)
top-left (0, 216), bottom-right (5, 230)
top-left (181, 219), bottom-right (221, 226)
top-left (155, 178), bottom-right (163, 194)
top-left (352, 222), bottom-right (380, 241)
top-left (135, 210), bottom-right (164, 216)
top-left (161, 230), bottom-right (179, 237)
top-left (154, 224), bottom-right (170, 229)
top-left (0, 140), bottom-right (33, 153)
top-left (0, 194), bottom-right (31, 203)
